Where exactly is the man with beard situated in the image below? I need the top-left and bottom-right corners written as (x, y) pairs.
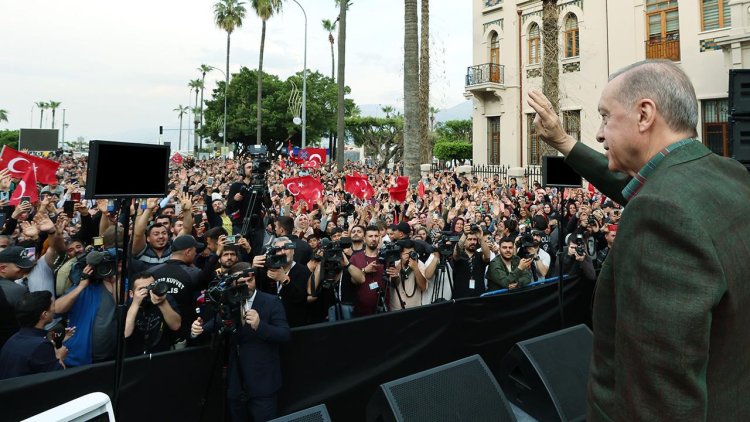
top-left (451, 225), bottom-right (491, 298)
top-left (124, 273), bottom-right (181, 355)
top-left (348, 226), bottom-right (386, 316)
top-left (206, 194), bottom-right (233, 235)
top-left (487, 237), bottom-right (532, 291)
top-left (349, 225), bottom-right (365, 253)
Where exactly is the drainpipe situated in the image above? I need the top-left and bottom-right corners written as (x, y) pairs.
top-left (518, 8), bottom-right (524, 167)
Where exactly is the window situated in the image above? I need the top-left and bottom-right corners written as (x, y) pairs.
top-left (490, 33), bottom-right (501, 83)
top-left (528, 23), bottom-right (541, 65)
top-left (701, 0), bottom-right (731, 31)
top-left (702, 99), bottom-right (729, 156)
top-left (487, 116), bottom-right (501, 165)
top-left (528, 114), bottom-right (541, 165)
top-left (563, 110), bottom-right (581, 142)
top-left (564, 14), bottom-right (579, 58)
top-left (645, 0), bottom-right (680, 61)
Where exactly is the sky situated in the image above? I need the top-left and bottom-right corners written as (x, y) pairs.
top-left (0, 0), bottom-right (471, 147)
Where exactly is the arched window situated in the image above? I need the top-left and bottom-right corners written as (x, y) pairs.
top-left (564, 14), bottom-right (579, 58)
top-left (490, 32), bottom-right (501, 82)
top-left (528, 23), bottom-right (541, 65)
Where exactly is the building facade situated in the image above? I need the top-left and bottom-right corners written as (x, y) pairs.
top-left (467, 0), bottom-right (750, 167)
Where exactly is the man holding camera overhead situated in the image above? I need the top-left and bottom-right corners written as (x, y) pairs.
top-left (253, 237), bottom-right (310, 327)
top-left (486, 237), bottom-right (533, 291)
top-left (452, 224), bottom-right (491, 298)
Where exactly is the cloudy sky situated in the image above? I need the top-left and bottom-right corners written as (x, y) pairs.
top-left (0, 0), bottom-right (471, 146)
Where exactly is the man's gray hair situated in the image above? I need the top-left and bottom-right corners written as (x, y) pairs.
top-left (275, 236), bottom-right (290, 245)
top-left (609, 60), bottom-right (698, 134)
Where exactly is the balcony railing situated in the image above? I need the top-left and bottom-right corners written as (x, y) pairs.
top-left (645, 34), bottom-right (680, 61)
top-left (466, 63), bottom-right (505, 87)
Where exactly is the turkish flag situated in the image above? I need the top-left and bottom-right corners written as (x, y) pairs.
top-left (345, 174), bottom-right (375, 199)
top-left (302, 160), bottom-right (319, 169)
top-left (279, 158), bottom-right (286, 170)
top-left (9, 170), bottom-right (39, 206)
top-left (170, 152), bottom-right (184, 165)
top-left (304, 148), bottom-right (326, 165)
top-left (417, 181), bottom-right (426, 198)
top-left (290, 147), bottom-right (304, 165)
top-left (283, 176), bottom-right (324, 205)
top-left (388, 176), bottom-right (409, 203)
top-left (0, 146), bottom-right (60, 185)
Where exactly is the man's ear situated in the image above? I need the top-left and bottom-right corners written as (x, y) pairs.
top-left (637, 98), bottom-right (657, 133)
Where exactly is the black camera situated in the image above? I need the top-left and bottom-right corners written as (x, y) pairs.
top-left (437, 231), bottom-right (460, 257)
top-left (516, 234), bottom-right (535, 260)
top-left (470, 224), bottom-right (480, 233)
top-left (378, 241), bottom-right (402, 267)
top-left (146, 280), bottom-right (169, 297)
top-left (203, 269), bottom-right (253, 333)
top-left (265, 243), bottom-right (295, 269)
top-left (587, 216), bottom-right (596, 226)
top-left (79, 249), bottom-right (119, 283)
top-left (336, 202), bottom-right (356, 215)
top-left (575, 233), bottom-right (586, 256)
top-left (318, 237), bottom-right (353, 288)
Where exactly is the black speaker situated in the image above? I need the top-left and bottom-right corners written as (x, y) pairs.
top-left (731, 117), bottom-right (750, 163)
top-left (366, 355), bottom-right (516, 422)
top-left (269, 404), bottom-right (331, 422)
top-left (729, 69), bottom-right (750, 116)
top-left (498, 324), bottom-right (592, 422)
top-left (85, 140), bottom-right (170, 199)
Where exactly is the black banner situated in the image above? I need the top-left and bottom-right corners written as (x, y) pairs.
top-left (0, 277), bottom-right (593, 422)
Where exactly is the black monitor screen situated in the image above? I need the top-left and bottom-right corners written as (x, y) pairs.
top-left (542, 155), bottom-right (582, 187)
top-left (86, 141), bottom-right (169, 198)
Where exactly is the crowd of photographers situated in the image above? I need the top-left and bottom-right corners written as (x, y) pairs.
top-left (0, 152), bottom-right (619, 419)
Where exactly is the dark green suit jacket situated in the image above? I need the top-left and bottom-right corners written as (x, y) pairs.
top-left (566, 141), bottom-right (750, 421)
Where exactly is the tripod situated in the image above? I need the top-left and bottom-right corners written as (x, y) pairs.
top-left (431, 255), bottom-right (454, 303)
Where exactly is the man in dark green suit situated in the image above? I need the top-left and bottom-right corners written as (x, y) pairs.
top-left (528, 60), bottom-right (750, 421)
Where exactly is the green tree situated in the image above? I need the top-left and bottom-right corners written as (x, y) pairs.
top-left (433, 141), bottom-right (471, 164)
top-left (322, 18), bottom-right (337, 79)
top-left (418, 0), bottom-right (431, 164)
top-left (346, 116), bottom-right (403, 169)
top-left (199, 68), bottom-right (356, 154)
top-left (435, 119), bottom-right (472, 143)
top-left (35, 101), bottom-right (47, 128)
top-left (403, 0), bottom-right (420, 181)
top-left (335, 0), bottom-right (352, 169)
top-left (0, 130), bottom-right (19, 149)
top-left (214, 0), bottom-right (247, 149)
top-left (252, 0), bottom-right (283, 146)
top-left (0, 109), bottom-right (8, 124)
top-left (48, 101), bottom-right (62, 129)
top-left (174, 105), bottom-right (189, 151)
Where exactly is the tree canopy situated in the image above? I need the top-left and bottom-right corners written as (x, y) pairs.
top-left (433, 140), bottom-right (471, 163)
top-left (199, 68), bottom-right (357, 154)
top-left (435, 119), bottom-right (472, 144)
top-left (0, 130), bottom-right (19, 149)
top-left (346, 116), bottom-right (403, 169)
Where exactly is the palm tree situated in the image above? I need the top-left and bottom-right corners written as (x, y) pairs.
top-left (198, 64), bottom-right (213, 139)
top-left (214, 0), bottom-right (247, 149)
top-left (0, 109), bottom-right (8, 124)
top-left (418, 0), bottom-right (431, 163)
top-left (322, 19), bottom-right (337, 80)
top-left (381, 105), bottom-right (395, 118)
top-left (403, 0), bottom-right (420, 182)
top-left (251, 0), bottom-right (283, 146)
top-left (189, 79), bottom-right (204, 154)
top-left (174, 105), bottom-right (189, 151)
top-left (48, 101), bottom-right (62, 129)
top-left (335, 0), bottom-right (351, 169)
top-left (539, 0), bottom-right (560, 161)
top-left (35, 101), bottom-right (47, 128)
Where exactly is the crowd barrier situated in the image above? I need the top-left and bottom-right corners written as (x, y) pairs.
top-left (0, 275), bottom-right (594, 422)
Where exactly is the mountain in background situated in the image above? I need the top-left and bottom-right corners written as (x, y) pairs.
top-left (358, 100), bottom-right (472, 122)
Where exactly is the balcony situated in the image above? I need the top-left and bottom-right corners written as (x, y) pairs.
top-left (645, 34), bottom-right (681, 61)
top-left (465, 63), bottom-right (505, 97)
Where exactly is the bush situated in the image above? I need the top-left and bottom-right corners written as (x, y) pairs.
top-left (433, 141), bottom-right (472, 162)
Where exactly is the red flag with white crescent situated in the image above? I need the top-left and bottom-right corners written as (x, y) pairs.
top-left (388, 176), bottom-right (409, 203)
top-left (0, 146), bottom-right (60, 185)
top-left (9, 169), bottom-right (38, 206)
top-left (304, 148), bottom-right (326, 165)
top-left (170, 152), bottom-right (184, 165)
top-left (283, 176), bottom-right (324, 205)
top-left (345, 174), bottom-right (375, 199)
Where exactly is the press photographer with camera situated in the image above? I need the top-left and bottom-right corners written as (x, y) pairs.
top-left (191, 262), bottom-right (291, 422)
top-left (124, 273), bottom-right (181, 356)
top-left (487, 237), bottom-right (533, 291)
top-left (384, 240), bottom-right (427, 310)
top-left (348, 226), bottom-right (387, 316)
top-left (274, 216), bottom-right (312, 266)
top-left (253, 237), bottom-right (310, 327)
top-left (563, 231), bottom-right (596, 283)
top-left (452, 224), bottom-right (491, 298)
top-left (308, 236), bottom-right (359, 321)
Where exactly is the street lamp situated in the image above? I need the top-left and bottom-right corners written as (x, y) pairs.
top-left (206, 65), bottom-right (229, 155)
top-left (291, 0), bottom-right (308, 148)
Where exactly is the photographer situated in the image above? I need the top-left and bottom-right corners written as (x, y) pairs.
top-left (384, 240), bottom-right (427, 310)
top-left (191, 262), bottom-right (291, 422)
top-left (274, 216), bottom-right (312, 266)
top-left (452, 224), bottom-right (491, 298)
top-left (124, 273), bottom-right (181, 356)
top-left (308, 237), bottom-right (359, 321)
top-left (526, 230), bottom-right (551, 280)
top-left (253, 237), bottom-right (310, 328)
top-left (227, 161), bottom-right (255, 233)
top-left (487, 237), bottom-right (533, 291)
top-left (348, 226), bottom-right (386, 316)
top-left (562, 232), bottom-right (596, 282)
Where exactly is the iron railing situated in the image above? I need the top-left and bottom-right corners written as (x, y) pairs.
top-left (466, 63), bottom-right (505, 86)
top-left (645, 34), bottom-right (680, 61)
top-left (429, 163), bottom-right (545, 187)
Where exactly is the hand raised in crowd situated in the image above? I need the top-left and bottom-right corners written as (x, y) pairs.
top-left (96, 199), bottom-right (109, 215)
top-left (34, 211), bottom-right (55, 233)
top-left (19, 220), bottom-right (40, 239)
top-left (146, 197), bottom-right (159, 211)
top-left (0, 168), bottom-right (11, 191)
top-left (252, 254), bottom-right (266, 269)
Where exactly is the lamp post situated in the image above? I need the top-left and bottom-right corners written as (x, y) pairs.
top-left (291, 0), bottom-right (308, 148)
top-left (206, 65), bottom-right (228, 155)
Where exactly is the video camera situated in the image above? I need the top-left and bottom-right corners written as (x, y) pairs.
top-left (203, 268), bottom-right (253, 333)
top-left (78, 248), bottom-right (119, 283)
top-left (316, 237), bottom-right (353, 288)
top-left (145, 280), bottom-right (169, 297)
top-left (265, 242), bottom-right (296, 269)
top-left (436, 231), bottom-right (461, 257)
top-left (378, 241), bottom-right (402, 267)
top-left (241, 145), bottom-right (271, 193)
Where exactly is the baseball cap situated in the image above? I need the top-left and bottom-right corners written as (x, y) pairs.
top-left (172, 235), bottom-right (205, 252)
top-left (0, 246), bottom-right (36, 269)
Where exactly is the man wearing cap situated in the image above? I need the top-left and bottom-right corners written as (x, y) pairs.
top-left (0, 246), bottom-right (36, 349)
top-left (147, 235), bottom-right (209, 344)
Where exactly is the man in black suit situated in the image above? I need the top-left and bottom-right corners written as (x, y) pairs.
top-left (0, 291), bottom-right (67, 379)
top-left (191, 262), bottom-right (291, 422)
top-left (273, 216), bottom-right (312, 265)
